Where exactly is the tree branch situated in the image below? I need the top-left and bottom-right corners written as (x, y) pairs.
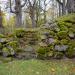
top-left (21, 0), bottom-right (27, 7)
top-left (56, 0), bottom-right (63, 5)
top-left (10, 0), bottom-right (15, 13)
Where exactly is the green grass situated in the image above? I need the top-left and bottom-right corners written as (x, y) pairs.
top-left (0, 59), bottom-right (75, 75)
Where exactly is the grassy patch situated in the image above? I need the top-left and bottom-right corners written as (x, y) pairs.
top-left (0, 59), bottom-right (75, 75)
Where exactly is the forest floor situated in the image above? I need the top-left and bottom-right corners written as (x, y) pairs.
top-left (0, 59), bottom-right (75, 75)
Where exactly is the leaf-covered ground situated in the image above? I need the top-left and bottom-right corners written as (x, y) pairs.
top-left (0, 59), bottom-right (75, 75)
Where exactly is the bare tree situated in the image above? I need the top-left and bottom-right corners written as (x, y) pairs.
top-left (56, 0), bottom-right (66, 15)
top-left (67, 0), bottom-right (75, 13)
top-left (26, 0), bottom-right (37, 27)
top-left (10, 0), bottom-right (27, 27)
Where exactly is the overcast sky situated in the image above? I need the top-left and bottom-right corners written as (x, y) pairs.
top-left (0, 0), bottom-right (52, 10)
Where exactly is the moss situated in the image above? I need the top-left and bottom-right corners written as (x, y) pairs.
top-left (60, 39), bottom-right (68, 45)
top-left (0, 34), bottom-right (5, 38)
top-left (7, 41), bottom-right (18, 49)
top-left (65, 23), bottom-right (72, 28)
top-left (15, 29), bottom-right (25, 38)
top-left (60, 25), bottom-right (68, 32)
top-left (65, 47), bottom-right (75, 58)
top-left (7, 33), bottom-right (15, 38)
top-left (37, 47), bottom-right (49, 55)
top-left (53, 39), bottom-right (60, 45)
top-left (56, 13), bottom-right (75, 23)
top-left (57, 21), bottom-right (66, 27)
top-left (0, 43), bottom-right (3, 49)
top-left (54, 51), bottom-right (64, 59)
top-left (37, 47), bottom-right (49, 59)
top-left (2, 47), bottom-right (10, 55)
top-left (47, 51), bottom-right (54, 57)
top-left (16, 48), bottom-right (24, 53)
top-left (49, 31), bottom-right (55, 36)
top-left (68, 42), bottom-right (75, 49)
top-left (57, 31), bottom-right (68, 39)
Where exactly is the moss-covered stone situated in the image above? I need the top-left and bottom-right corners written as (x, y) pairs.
top-left (7, 41), bottom-right (18, 49)
top-left (60, 39), bottom-right (69, 45)
top-left (65, 47), bottom-right (75, 58)
top-left (54, 52), bottom-right (64, 59)
top-left (57, 31), bottom-right (68, 39)
top-left (15, 28), bottom-right (25, 38)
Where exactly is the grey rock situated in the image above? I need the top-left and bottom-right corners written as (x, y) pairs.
top-left (69, 32), bottom-right (75, 38)
top-left (48, 38), bottom-right (55, 44)
top-left (0, 38), bottom-right (6, 43)
top-left (3, 52), bottom-right (9, 57)
top-left (24, 46), bottom-right (34, 52)
top-left (43, 32), bottom-right (50, 36)
top-left (8, 46), bottom-right (15, 55)
top-left (55, 45), bottom-right (68, 51)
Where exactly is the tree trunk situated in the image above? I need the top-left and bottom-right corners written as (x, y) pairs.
top-left (62, 0), bottom-right (66, 15)
top-left (15, 12), bottom-right (22, 27)
top-left (44, 0), bottom-right (46, 23)
top-left (67, 0), bottom-right (75, 13)
top-left (29, 6), bottom-right (36, 28)
top-left (0, 7), bottom-right (3, 28)
top-left (59, 0), bottom-right (62, 16)
top-left (30, 14), bottom-right (36, 28)
top-left (15, 0), bottom-right (22, 27)
top-left (0, 7), bottom-right (4, 34)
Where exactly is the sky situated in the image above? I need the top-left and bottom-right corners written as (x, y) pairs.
top-left (0, 0), bottom-right (51, 10)
top-left (0, 0), bottom-right (7, 11)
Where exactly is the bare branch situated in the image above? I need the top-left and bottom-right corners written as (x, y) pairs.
top-left (21, 0), bottom-right (27, 7)
top-left (10, 0), bottom-right (15, 13)
top-left (56, 0), bottom-right (63, 5)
